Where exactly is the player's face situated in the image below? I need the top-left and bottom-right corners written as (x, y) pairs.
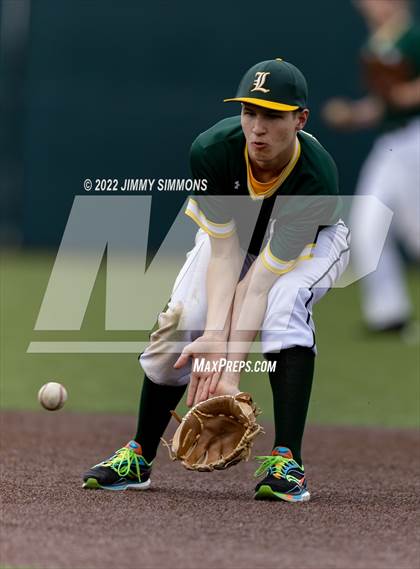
top-left (241, 104), bottom-right (308, 170)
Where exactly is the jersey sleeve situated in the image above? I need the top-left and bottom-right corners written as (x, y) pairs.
top-left (399, 25), bottom-right (420, 74)
top-left (261, 159), bottom-right (342, 275)
top-left (185, 138), bottom-right (236, 238)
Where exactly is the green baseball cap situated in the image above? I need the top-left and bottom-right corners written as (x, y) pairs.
top-left (224, 58), bottom-right (308, 111)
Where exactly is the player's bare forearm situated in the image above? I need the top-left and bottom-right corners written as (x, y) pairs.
top-left (350, 97), bottom-right (384, 128)
top-left (203, 233), bottom-right (243, 339)
top-left (176, 234), bottom-right (241, 365)
top-left (174, 232), bottom-right (243, 405)
top-left (390, 78), bottom-right (420, 109)
top-left (215, 257), bottom-right (278, 391)
top-left (173, 236), bottom-right (241, 367)
top-left (322, 96), bottom-right (384, 130)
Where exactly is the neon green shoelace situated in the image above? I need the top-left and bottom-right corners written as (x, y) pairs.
top-left (102, 447), bottom-right (142, 481)
top-left (254, 455), bottom-right (301, 480)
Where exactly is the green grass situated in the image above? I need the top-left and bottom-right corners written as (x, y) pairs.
top-left (1, 250), bottom-right (419, 427)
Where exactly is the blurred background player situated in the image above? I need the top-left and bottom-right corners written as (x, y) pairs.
top-left (323, 0), bottom-right (420, 335)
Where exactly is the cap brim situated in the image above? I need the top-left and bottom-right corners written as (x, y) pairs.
top-left (223, 97), bottom-right (299, 111)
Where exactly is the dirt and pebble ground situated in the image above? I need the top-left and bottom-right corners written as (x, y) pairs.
top-left (1, 410), bottom-right (419, 569)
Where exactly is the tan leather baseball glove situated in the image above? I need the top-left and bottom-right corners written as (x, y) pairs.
top-left (163, 392), bottom-right (264, 471)
top-left (360, 51), bottom-right (414, 103)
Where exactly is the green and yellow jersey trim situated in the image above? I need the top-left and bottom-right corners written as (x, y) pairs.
top-left (245, 137), bottom-right (301, 200)
top-left (261, 241), bottom-right (315, 275)
top-left (185, 197), bottom-right (236, 238)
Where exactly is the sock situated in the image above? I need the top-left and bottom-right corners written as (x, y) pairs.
top-left (266, 347), bottom-right (315, 466)
top-left (134, 375), bottom-right (187, 463)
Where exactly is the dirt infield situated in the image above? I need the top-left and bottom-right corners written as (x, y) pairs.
top-left (1, 411), bottom-right (419, 569)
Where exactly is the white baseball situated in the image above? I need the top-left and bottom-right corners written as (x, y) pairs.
top-left (38, 382), bottom-right (68, 411)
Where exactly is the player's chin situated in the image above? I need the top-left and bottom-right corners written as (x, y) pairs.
top-left (248, 147), bottom-right (274, 162)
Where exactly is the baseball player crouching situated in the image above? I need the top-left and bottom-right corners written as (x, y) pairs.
top-left (83, 59), bottom-right (350, 502)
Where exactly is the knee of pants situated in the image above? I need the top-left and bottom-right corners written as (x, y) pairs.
top-left (139, 350), bottom-right (192, 387)
top-left (261, 284), bottom-right (316, 353)
top-left (263, 283), bottom-right (307, 332)
top-left (138, 301), bottom-right (204, 386)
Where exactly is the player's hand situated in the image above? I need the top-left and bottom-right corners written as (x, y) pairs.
top-left (173, 335), bottom-right (227, 407)
top-left (194, 370), bottom-right (241, 406)
top-left (389, 80), bottom-right (420, 109)
top-left (212, 372), bottom-right (241, 398)
top-left (189, 371), bottom-right (241, 407)
top-left (322, 98), bottom-right (354, 129)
